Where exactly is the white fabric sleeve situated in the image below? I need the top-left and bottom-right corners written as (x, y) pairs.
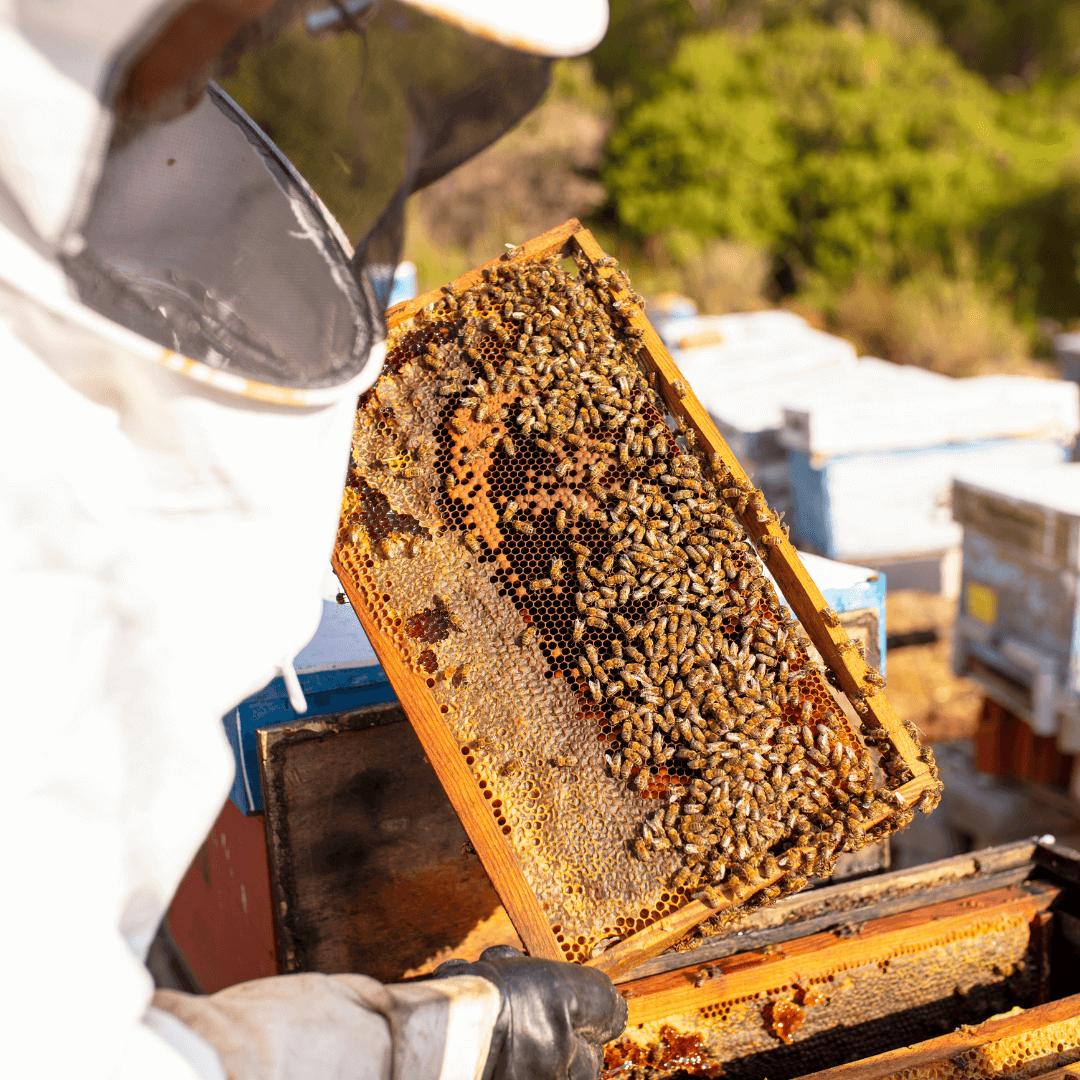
top-left (143, 1007), bottom-right (228, 1080)
top-left (152, 973), bottom-right (503, 1080)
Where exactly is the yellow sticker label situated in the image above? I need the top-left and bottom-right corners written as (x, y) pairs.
top-left (966, 582), bottom-right (998, 625)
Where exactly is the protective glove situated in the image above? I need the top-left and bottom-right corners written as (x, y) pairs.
top-left (431, 944), bottom-right (627, 1080)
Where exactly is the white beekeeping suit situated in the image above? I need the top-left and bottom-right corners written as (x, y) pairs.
top-left (0, 2), bottom-right (622, 1079)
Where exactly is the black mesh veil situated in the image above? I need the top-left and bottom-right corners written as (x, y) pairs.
top-left (64, 0), bottom-right (552, 393)
top-left (224, 0), bottom-right (553, 305)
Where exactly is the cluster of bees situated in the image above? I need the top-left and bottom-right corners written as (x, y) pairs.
top-left (386, 245), bottom-right (932, 911)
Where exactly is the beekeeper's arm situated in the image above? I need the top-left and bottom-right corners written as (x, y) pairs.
top-left (150, 948), bottom-right (626, 1080)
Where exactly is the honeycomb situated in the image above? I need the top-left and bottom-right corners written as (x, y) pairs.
top-left (883, 1016), bottom-right (1080, 1080)
top-left (333, 242), bottom-right (932, 962)
top-left (605, 906), bottom-right (1053, 1080)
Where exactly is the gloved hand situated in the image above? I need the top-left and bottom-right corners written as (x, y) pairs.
top-left (431, 945), bottom-right (627, 1080)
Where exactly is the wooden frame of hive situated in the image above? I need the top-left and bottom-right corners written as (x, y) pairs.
top-left (794, 988), bottom-right (1080, 1080)
top-left (607, 878), bottom-right (1059, 1076)
top-left (330, 218), bottom-right (940, 979)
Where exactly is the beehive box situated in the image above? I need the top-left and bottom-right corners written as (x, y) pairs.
top-left (661, 312), bottom-right (857, 530)
top-left (330, 219), bottom-right (941, 977)
top-left (608, 880), bottom-right (1059, 1080)
top-left (781, 365), bottom-right (1078, 567)
top-left (952, 463), bottom-right (1080, 748)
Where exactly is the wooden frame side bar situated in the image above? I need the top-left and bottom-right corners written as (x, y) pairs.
top-left (568, 228), bottom-right (927, 780)
top-left (331, 554), bottom-right (562, 961)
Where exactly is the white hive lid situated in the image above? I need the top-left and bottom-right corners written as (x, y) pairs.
top-left (658, 310), bottom-right (809, 350)
top-left (953, 462), bottom-right (1080, 518)
top-left (780, 366), bottom-right (1080, 459)
top-left (687, 351), bottom-right (860, 436)
top-left (795, 550), bottom-right (880, 591)
top-left (674, 311), bottom-right (859, 434)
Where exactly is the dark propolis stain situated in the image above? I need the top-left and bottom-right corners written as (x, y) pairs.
top-left (405, 598), bottom-right (452, 645)
top-left (345, 471), bottom-right (430, 546)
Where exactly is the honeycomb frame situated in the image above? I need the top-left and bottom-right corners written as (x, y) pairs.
top-left (604, 882), bottom-right (1060, 1080)
top-left (330, 219), bottom-right (942, 976)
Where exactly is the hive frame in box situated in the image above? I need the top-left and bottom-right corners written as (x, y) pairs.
top-left (794, 990), bottom-right (1080, 1080)
top-left (610, 879), bottom-right (1058, 1072)
top-left (330, 219), bottom-right (939, 980)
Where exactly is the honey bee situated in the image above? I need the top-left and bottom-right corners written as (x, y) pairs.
top-left (519, 625), bottom-right (537, 646)
top-left (462, 532), bottom-right (481, 554)
top-left (371, 250), bottom-right (934, 896)
top-left (512, 520), bottom-right (535, 536)
top-left (449, 417), bottom-right (467, 435)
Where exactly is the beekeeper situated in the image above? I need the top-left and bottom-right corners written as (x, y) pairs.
top-left (0, 2), bottom-right (626, 1077)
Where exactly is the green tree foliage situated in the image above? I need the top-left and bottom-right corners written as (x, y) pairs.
top-left (909, 0), bottom-right (1080, 86)
top-left (589, 0), bottom-right (700, 103)
top-left (603, 23), bottom-right (1080, 306)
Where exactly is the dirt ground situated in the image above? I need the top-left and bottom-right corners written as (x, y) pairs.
top-left (884, 590), bottom-right (983, 744)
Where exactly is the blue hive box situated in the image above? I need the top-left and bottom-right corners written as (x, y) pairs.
top-left (780, 364), bottom-right (1078, 595)
top-left (769, 550), bottom-right (888, 676)
top-left (223, 585), bottom-right (397, 814)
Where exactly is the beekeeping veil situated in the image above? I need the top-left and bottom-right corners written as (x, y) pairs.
top-left (2, 0), bottom-right (607, 401)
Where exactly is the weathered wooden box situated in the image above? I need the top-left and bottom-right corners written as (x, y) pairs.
top-left (952, 464), bottom-right (1080, 751)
